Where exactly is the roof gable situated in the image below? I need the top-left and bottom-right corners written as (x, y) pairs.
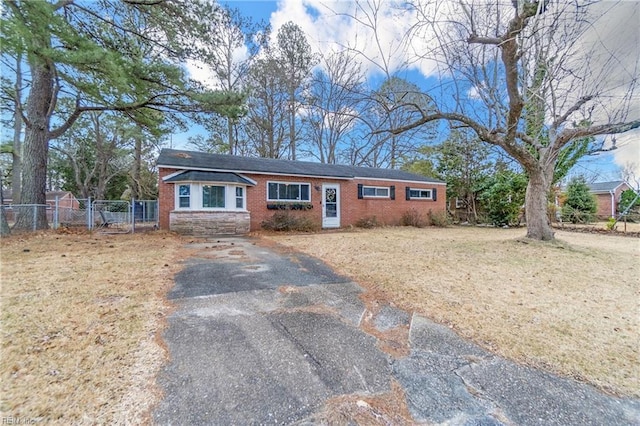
top-left (157, 149), bottom-right (444, 184)
top-left (164, 171), bottom-right (255, 186)
top-left (587, 181), bottom-right (628, 193)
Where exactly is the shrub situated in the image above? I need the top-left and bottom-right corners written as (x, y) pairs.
top-left (261, 211), bottom-right (319, 232)
top-left (478, 170), bottom-right (527, 227)
top-left (355, 216), bottom-right (379, 229)
top-left (400, 209), bottom-right (427, 228)
top-left (605, 217), bottom-right (617, 231)
top-left (561, 177), bottom-right (597, 224)
top-left (428, 209), bottom-right (450, 227)
top-left (618, 189), bottom-right (640, 216)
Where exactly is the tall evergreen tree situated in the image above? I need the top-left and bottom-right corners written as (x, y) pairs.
top-left (1, 0), bottom-right (243, 230)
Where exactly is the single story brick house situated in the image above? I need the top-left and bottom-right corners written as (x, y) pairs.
top-left (587, 180), bottom-right (632, 219)
top-left (157, 148), bottom-right (446, 235)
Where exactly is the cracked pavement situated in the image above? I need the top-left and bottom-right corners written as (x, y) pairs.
top-left (153, 237), bottom-right (640, 425)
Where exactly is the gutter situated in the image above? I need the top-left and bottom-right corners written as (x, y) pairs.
top-left (610, 190), bottom-right (615, 218)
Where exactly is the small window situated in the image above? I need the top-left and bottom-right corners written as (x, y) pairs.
top-left (178, 184), bottom-right (190, 208)
top-left (235, 187), bottom-right (244, 209)
top-left (455, 197), bottom-right (464, 209)
top-left (363, 186), bottom-right (389, 198)
top-left (409, 189), bottom-right (432, 199)
top-left (203, 185), bottom-right (225, 208)
top-left (267, 182), bottom-right (311, 202)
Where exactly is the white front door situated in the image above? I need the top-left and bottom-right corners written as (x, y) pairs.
top-left (322, 184), bottom-right (340, 228)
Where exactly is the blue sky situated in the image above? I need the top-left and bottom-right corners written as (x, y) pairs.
top-left (183, 0), bottom-right (639, 183)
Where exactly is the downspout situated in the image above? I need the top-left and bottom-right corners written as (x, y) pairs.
top-left (610, 190), bottom-right (615, 218)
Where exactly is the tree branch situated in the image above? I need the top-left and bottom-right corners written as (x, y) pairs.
top-left (551, 95), bottom-right (594, 129)
top-left (556, 120), bottom-right (640, 147)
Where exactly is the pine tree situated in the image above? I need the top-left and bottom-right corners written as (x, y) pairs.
top-left (561, 177), bottom-right (597, 224)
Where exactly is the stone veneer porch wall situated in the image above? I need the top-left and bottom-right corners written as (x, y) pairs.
top-left (169, 211), bottom-right (250, 236)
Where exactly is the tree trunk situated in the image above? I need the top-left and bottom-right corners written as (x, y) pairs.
top-left (289, 90), bottom-right (296, 160)
top-left (15, 60), bottom-right (53, 231)
top-left (132, 134), bottom-right (141, 199)
top-left (227, 117), bottom-right (235, 155)
top-left (12, 53), bottom-right (22, 204)
top-left (525, 169), bottom-right (555, 240)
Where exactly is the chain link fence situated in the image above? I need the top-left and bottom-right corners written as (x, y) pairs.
top-left (1, 198), bottom-right (158, 235)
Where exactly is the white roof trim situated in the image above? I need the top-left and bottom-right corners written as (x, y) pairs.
top-left (353, 177), bottom-right (446, 186)
top-left (158, 165), bottom-right (353, 181)
top-left (158, 165), bottom-right (443, 185)
top-left (161, 169), bottom-right (258, 186)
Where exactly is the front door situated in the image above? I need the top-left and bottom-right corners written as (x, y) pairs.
top-left (322, 184), bottom-right (340, 228)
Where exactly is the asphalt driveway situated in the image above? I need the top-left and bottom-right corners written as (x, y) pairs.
top-left (153, 237), bottom-right (640, 425)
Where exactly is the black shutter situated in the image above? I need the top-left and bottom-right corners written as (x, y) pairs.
top-left (357, 184), bottom-right (363, 199)
top-left (390, 185), bottom-right (395, 200)
top-left (432, 188), bottom-right (437, 201)
top-left (405, 187), bottom-right (411, 200)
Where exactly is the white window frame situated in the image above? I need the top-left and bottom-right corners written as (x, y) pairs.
top-left (363, 186), bottom-right (390, 198)
top-left (201, 184), bottom-right (226, 209)
top-left (455, 197), bottom-right (464, 209)
top-left (409, 188), bottom-right (433, 200)
top-left (177, 184), bottom-right (191, 209)
top-left (267, 181), bottom-right (311, 202)
top-left (174, 182), bottom-right (247, 211)
top-left (235, 187), bottom-right (244, 209)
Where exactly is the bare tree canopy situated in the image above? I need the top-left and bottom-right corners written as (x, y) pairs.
top-left (377, 0), bottom-right (640, 240)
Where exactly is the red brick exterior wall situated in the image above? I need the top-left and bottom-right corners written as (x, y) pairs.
top-left (158, 167), bottom-right (446, 232)
top-left (158, 167), bottom-right (180, 230)
top-left (594, 183), bottom-right (630, 219)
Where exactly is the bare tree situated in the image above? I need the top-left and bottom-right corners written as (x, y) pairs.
top-left (50, 112), bottom-right (131, 201)
top-left (277, 22), bottom-right (316, 161)
top-left (382, 0), bottom-right (640, 240)
top-left (244, 54), bottom-right (289, 159)
top-left (303, 50), bottom-right (365, 164)
top-left (201, 6), bottom-right (265, 155)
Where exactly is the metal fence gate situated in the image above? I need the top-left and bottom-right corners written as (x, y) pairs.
top-left (0, 198), bottom-right (158, 234)
top-left (92, 200), bottom-right (132, 233)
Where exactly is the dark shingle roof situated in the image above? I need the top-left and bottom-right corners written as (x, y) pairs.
top-left (165, 171), bottom-right (255, 186)
top-left (587, 181), bottom-right (627, 193)
top-left (158, 149), bottom-right (444, 184)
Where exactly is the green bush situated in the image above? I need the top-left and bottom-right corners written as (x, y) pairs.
top-left (561, 177), bottom-right (597, 224)
top-left (479, 171), bottom-right (527, 226)
top-left (261, 211), bottom-right (319, 232)
top-left (400, 209), bottom-right (427, 228)
top-left (355, 216), bottom-right (380, 229)
top-left (618, 189), bottom-right (640, 216)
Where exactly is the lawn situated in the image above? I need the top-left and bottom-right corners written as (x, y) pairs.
top-left (268, 226), bottom-right (639, 397)
top-left (1, 226), bottom-right (637, 423)
top-left (0, 231), bottom-right (186, 423)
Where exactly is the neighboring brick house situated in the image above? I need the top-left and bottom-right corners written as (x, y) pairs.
top-left (157, 149), bottom-right (446, 235)
top-left (587, 181), bottom-right (632, 219)
top-left (1, 190), bottom-right (80, 209)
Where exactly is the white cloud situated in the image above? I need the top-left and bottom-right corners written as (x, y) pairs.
top-left (268, 0), bottom-right (434, 79)
top-left (612, 130), bottom-right (640, 185)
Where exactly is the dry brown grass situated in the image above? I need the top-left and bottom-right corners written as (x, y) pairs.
top-left (267, 226), bottom-right (640, 397)
top-left (0, 231), bottom-right (186, 424)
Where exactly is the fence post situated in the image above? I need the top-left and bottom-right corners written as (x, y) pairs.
top-left (54, 196), bottom-right (59, 230)
top-left (87, 197), bottom-right (92, 230)
top-left (32, 205), bottom-right (37, 232)
top-left (132, 198), bottom-right (136, 234)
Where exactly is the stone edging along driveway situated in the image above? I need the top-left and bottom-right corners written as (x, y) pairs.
top-left (153, 237), bottom-right (640, 425)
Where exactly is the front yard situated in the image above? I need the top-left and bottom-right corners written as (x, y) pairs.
top-left (0, 231), bottom-right (186, 423)
top-left (1, 226), bottom-right (637, 423)
top-left (268, 226), bottom-right (639, 397)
